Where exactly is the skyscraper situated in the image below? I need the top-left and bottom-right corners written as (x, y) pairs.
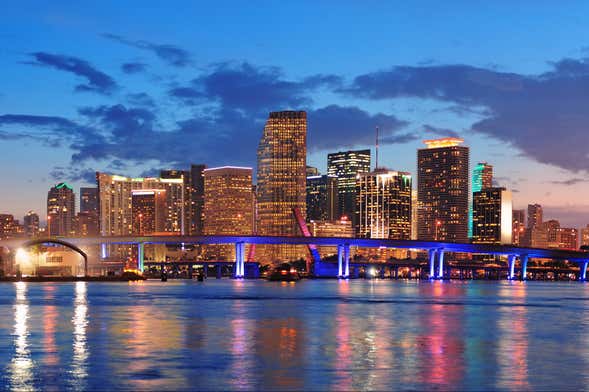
top-left (47, 182), bottom-right (75, 237)
top-left (189, 164), bottom-right (206, 235)
top-left (160, 169), bottom-right (190, 234)
top-left (256, 111), bottom-right (307, 263)
top-left (23, 211), bottom-right (39, 238)
top-left (417, 138), bottom-right (469, 242)
top-left (469, 162), bottom-right (493, 238)
top-left (131, 189), bottom-right (167, 235)
top-left (204, 166), bottom-right (254, 260)
top-left (306, 175), bottom-right (338, 221)
top-left (356, 168), bottom-right (412, 240)
top-left (472, 187), bottom-right (512, 244)
top-left (512, 209), bottom-right (526, 245)
top-left (527, 204), bottom-right (543, 229)
top-left (80, 187), bottom-right (98, 213)
top-left (327, 149), bottom-right (371, 221)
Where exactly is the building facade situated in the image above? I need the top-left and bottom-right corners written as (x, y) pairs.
top-left (189, 164), bottom-right (206, 235)
top-left (527, 204), bottom-right (543, 229)
top-left (131, 189), bottom-right (167, 235)
top-left (256, 111), bottom-right (307, 263)
top-left (80, 187), bottom-right (98, 213)
top-left (23, 211), bottom-right (39, 238)
top-left (306, 175), bottom-right (338, 222)
top-left (417, 138), bottom-right (469, 242)
top-left (512, 209), bottom-right (526, 245)
top-left (472, 187), bottom-right (513, 244)
top-left (47, 182), bottom-right (76, 237)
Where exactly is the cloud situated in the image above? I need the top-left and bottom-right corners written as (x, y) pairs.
top-left (50, 166), bottom-right (96, 183)
top-left (121, 62), bottom-right (147, 74)
top-left (24, 52), bottom-right (117, 94)
top-left (103, 33), bottom-right (192, 67)
top-left (343, 59), bottom-right (589, 172)
top-left (549, 178), bottom-right (589, 186)
top-left (126, 92), bottom-right (156, 107)
top-left (422, 124), bottom-right (462, 138)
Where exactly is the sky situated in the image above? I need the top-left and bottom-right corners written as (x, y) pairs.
top-left (2, 1), bottom-right (589, 228)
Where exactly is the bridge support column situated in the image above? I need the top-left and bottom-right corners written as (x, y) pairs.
top-left (337, 244), bottom-right (344, 278)
top-left (436, 250), bottom-right (445, 279)
top-left (137, 242), bottom-right (145, 273)
top-left (428, 249), bottom-right (437, 279)
top-left (235, 242), bottom-right (245, 278)
top-left (343, 244), bottom-right (350, 278)
top-left (100, 243), bottom-right (108, 259)
top-left (203, 264), bottom-right (208, 279)
top-left (580, 261), bottom-right (589, 281)
top-left (188, 264), bottom-right (193, 279)
top-left (216, 263), bottom-right (222, 279)
top-left (507, 254), bottom-right (516, 280)
top-left (520, 255), bottom-right (529, 281)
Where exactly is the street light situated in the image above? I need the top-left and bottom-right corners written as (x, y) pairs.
top-left (435, 220), bottom-right (442, 241)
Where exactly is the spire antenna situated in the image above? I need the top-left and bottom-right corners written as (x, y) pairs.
top-left (375, 126), bottom-right (379, 170)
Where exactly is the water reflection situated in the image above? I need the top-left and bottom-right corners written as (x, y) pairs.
top-left (9, 281), bottom-right (33, 391)
top-left (71, 282), bottom-right (88, 389)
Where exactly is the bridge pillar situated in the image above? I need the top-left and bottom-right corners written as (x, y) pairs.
top-left (235, 242), bottom-right (245, 278)
top-left (203, 264), bottom-right (208, 279)
top-left (343, 244), bottom-right (350, 278)
top-left (137, 242), bottom-right (145, 273)
top-left (520, 255), bottom-right (529, 281)
top-left (507, 254), bottom-right (516, 280)
top-left (428, 249), bottom-right (437, 279)
top-left (580, 261), bottom-right (589, 281)
top-left (436, 250), bottom-right (445, 279)
top-left (216, 263), bottom-right (222, 279)
top-left (100, 243), bottom-right (108, 259)
top-left (337, 244), bottom-right (344, 278)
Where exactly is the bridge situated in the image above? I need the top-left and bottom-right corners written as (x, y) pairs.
top-left (2, 235), bottom-right (589, 281)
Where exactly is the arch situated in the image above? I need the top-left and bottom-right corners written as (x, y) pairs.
top-left (19, 238), bottom-right (88, 276)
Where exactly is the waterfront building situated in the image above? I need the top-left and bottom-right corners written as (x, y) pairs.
top-left (203, 166), bottom-right (254, 260)
top-left (512, 209), bottom-right (526, 245)
top-left (356, 168), bottom-right (412, 240)
top-left (581, 224), bottom-right (589, 247)
top-left (523, 226), bottom-right (548, 248)
top-left (47, 182), bottom-right (75, 237)
top-left (189, 164), bottom-right (206, 235)
top-left (131, 189), bottom-right (167, 235)
top-left (306, 175), bottom-right (338, 221)
top-left (417, 138), bottom-right (469, 242)
top-left (411, 190), bottom-right (418, 240)
top-left (309, 217), bottom-right (354, 258)
top-left (472, 187), bottom-right (512, 244)
top-left (527, 204), bottom-right (543, 229)
top-left (469, 162), bottom-right (493, 237)
top-left (75, 211), bottom-right (100, 237)
top-left (256, 111), bottom-right (307, 263)
top-left (80, 187), bottom-right (98, 213)
top-left (557, 227), bottom-right (578, 250)
top-left (543, 219), bottom-right (561, 246)
top-left (23, 211), bottom-right (39, 238)
top-left (160, 170), bottom-right (190, 234)
top-left (327, 149), bottom-right (371, 222)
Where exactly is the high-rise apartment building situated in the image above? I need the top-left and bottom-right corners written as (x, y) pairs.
top-left (131, 189), bottom-right (167, 235)
top-left (472, 187), bottom-right (512, 244)
top-left (189, 164), bottom-right (206, 235)
top-left (356, 168), bottom-right (412, 240)
top-left (160, 170), bottom-right (190, 234)
top-left (327, 149), bottom-right (371, 221)
top-left (417, 138), bottom-right (469, 242)
top-left (80, 187), bottom-right (98, 213)
top-left (75, 211), bottom-right (99, 237)
top-left (581, 224), bottom-right (589, 247)
top-left (527, 204), bottom-right (543, 229)
top-left (47, 182), bottom-right (75, 237)
top-left (23, 211), bottom-right (39, 238)
top-left (557, 227), bottom-right (578, 250)
top-left (469, 162), bottom-right (493, 238)
top-left (512, 209), bottom-right (526, 245)
top-left (306, 175), bottom-right (338, 221)
top-left (204, 166), bottom-right (254, 260)
top-left (256, 111), bottom-right (307, 263)
top-left (0, 214), bottom-right (22, 239)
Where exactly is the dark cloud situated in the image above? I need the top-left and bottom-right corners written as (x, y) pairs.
top-left (24, 52), bottom-right (117, 94)
top-left (50, 166), bottom-right (96, 184)
top-left (121, 62), bottom-right (147, 74)
top-left (126, 92), bottom-right (155, 107)
top-left (343, 59), bottom-right (589, 172)
top-left (549, 178), bottom-right (589, 186)
top-left (422, 124), bottom-right (461, 138)
top-left (103, 33), bottom-right (192, 67)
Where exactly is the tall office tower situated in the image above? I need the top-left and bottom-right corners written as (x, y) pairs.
top-left (469, 162), bottom-right (494, 237)
top-left (80, 187), bottom-right (98, 213)
top-left (581, 224), bottom-right (589, 247)
top-left (204, 166), bottom-right (254, 260)
top-left (417, 138), bottom-right (469, 242)
top-left (527, 204), bottom-right (543, 229)
top-left (256, 111), bottom-right (307, 263)
top-left (356, 168), bottom-right (412, 240)
top-left (472, 187), bottom-right (512, 244)
top-left (47, 182), bottom-right (76, 237)
top-left (306, 175), bottom-right (338, 221)
top-left (512, 209), bottom-right (526, 245)
top-left (189, 164), bottom-right (206, 235)
top-left (327, 149), bottom-right (371, 222)
top-left (160, 170), bottom-right (190, 234)
top-left (23, 211), bottom-right (39, 237)
top-left (131, 189), bottom-right (166, 235)
top-left (306, 165), bottom-right (319, 177)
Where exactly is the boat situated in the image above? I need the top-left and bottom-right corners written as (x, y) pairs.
top-left (268, 263), bottom-right (301, 282)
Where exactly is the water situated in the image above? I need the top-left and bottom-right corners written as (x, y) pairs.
top-left (0, 280), bottom-right (588, 391)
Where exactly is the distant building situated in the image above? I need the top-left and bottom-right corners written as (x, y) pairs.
top-left (160, 170), bottom-right (190, 234)
top-left (557, 227), bottom-right (578, 250)
top-left (306, 175), bottom-right (338, 221)
top-left (411, 190), bottom-right (418, 240)
top-left (417, 138), bottom-right (469, 242)
top-left (581, 224), bottom-right (589, 247)
top-left (472, 187), bottom-right (512, 244)
top-left (131, 189), bottom-right (167, 235)
top-left (306, 165), bottom-right (319, 177)
top-left (80, 187), bottom-right (98, 213)
top-left (189, 164), bottom-right (206, 235)
top-left (356, 168), bottom-right (412, 240)
top-left (327, 149), bottom-right (371, 222)
top-left (543, 219), bottom-right (561, 246)
top-left (256, 111), bottom-right (307, 263)
top-left (470, 162), bottom-right (493, 238)
top-left (0, 214), bottom-right (23, 239)
top-left (47, 182), bottom-right (75, 237)
top-left (512, 209), bottom-right (526, 245)
top-left (23, 211), bottom-right (39, 238)
top-left (527, 204), bottom-right (543, 229)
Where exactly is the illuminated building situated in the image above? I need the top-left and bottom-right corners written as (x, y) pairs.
top-left (189, 164), bottom-right (206, 235)
top-left (472, 187), bottom-right (512, 244)
top-left (160, 170), bottom-right (190, 234)
top-left (356, 168), bottom-right (412, 240)
top-left (417, 138), bottom-right (469, 242)
top-left (0, 214), bottom-right (23, 239)
top-left (23, 211), bottom-right (39, 238)
top-left (306, 165), bottom-right (319, 177)
top-left (131, 189), bottom-right (166, 234)
top-left (203, 166), bottom-right (253, 260)
top-left (557, 227), bottom-right (578, 250)
top-left (80, 187), bottom-right (98, 213)
top-left (309, 218), bottom-right (354, 258)
top-left (527, 204), bottom-right (543, 229)
top-left (522, 226), bottom-right (548, 248)
top-left (469, 162), bottom-right (493, 238)
top-left (306, 175), bottom-right (338, 221)
top-left (543, 219), bottom-right (561, 245)
top-left (47, 182), bottom-right (75, 237)
top-left (256, 111), bottom-right (307, 263)
top-left (327, 149), bottom-right (371, 221)
top-left (411, 190), bottom-right (418, 240)
top-left (512, 209), bottom-right (526, 245)
top-left (79, 187), bottom-right (99, 237)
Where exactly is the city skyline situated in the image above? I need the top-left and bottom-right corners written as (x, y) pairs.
top-left (3, 2), bottom-right (589, 228)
